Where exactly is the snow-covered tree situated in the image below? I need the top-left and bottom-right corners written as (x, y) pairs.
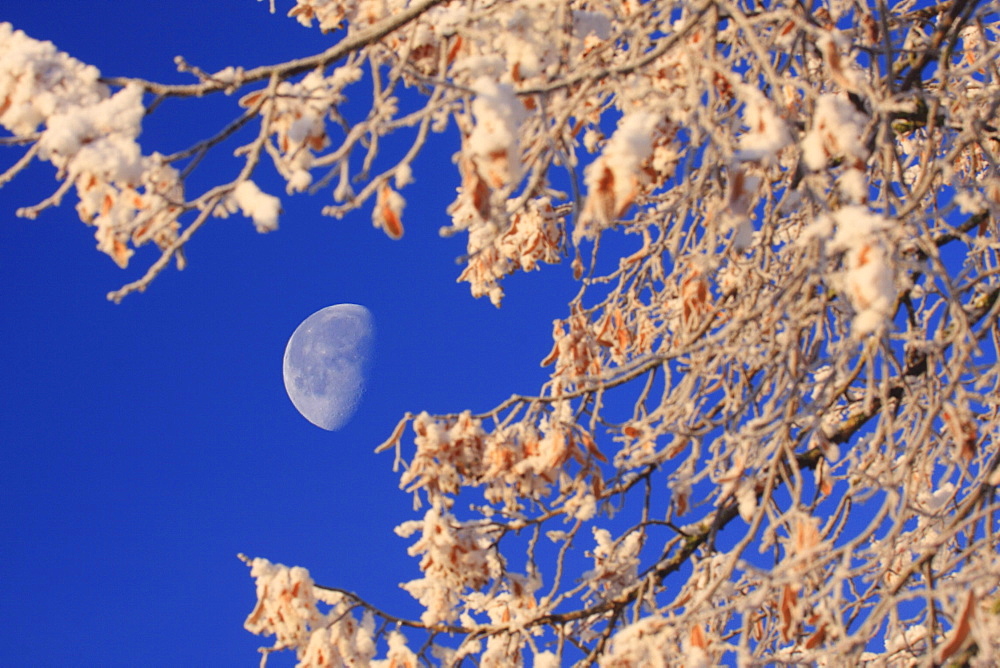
top-left (4, 0), bottom-right (1000, 664)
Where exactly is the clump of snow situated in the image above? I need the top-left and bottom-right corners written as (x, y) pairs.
top-left (243, 556), bottom-right (378, 665)
top-left (0, 23), bottom-right (107, 136)
top-left (599, 617), bottom-right (677, 666)
top-left (244, 558), bottom-right (323, 648)
top-left (737, 484), bottom-right (758, 522)
top-left (736, 86), bottom-right (791, 163)
top-left (231, 180), bottom-right (282, 232)
top-left (801, 206), bottom-right (898, 336)
top-left (838, 167), bottom-right (868, 203)
top-left (39, 84), bottom-right (146, 182)
top-left (394, 162), bottom-right (413, 188)
top-left (577, 111), bottom-right (660, 242)
top-left (395, 505), bottom-right (500, 626)
top-left (831, 204), bottom-right (890, 247)
top-left (371, 632), bottom-right (419, 668)
top-left (211, 66), bottom-right (239, 84)
top-left (954, 189), bottom-right (985, 214)
top-left (239, 66), bottom-right (362, 195)
top-left (534, 651), bottom-right (561, 668)
top-left (801, 93), bottom-right (869, 171)
top-left (286, 0), bottom-right (353, 32)
top-left (919, 481), bottom-right (955, 514)
top-left (1, 25), bottom-right (146, 186)
top-left (468, 77), bottom-right (525, 189)
top-left (830, 206), bottom-right (896, 336)
top-left (884, 623), bottom-right (928, 655)
top-left (0, 24), bottom-right (193, 267)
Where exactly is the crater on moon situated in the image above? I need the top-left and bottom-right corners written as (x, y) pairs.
top-left (283, 303), bottom-right (374, 431)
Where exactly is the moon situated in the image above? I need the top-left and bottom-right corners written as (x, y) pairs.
top-left (283, 304), bottom-right (374, 431)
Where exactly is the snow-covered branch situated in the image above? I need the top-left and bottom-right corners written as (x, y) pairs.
top-left (6, 0), bottom-right (1000, 664)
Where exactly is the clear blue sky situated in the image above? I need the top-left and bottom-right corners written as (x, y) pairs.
top-left (0, 3), bottom-right (574, 664)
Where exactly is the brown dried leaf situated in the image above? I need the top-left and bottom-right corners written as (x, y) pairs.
top-left (690, 624), bottom-right (708, 650)
top-left (937, 590), bottom-right (977, 662)
top-left (780, 583), bottom-right (799, 642)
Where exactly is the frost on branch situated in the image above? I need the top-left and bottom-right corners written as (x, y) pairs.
top-left (583, 528), bottom-right (643, 604)
top-left (0, 25), bottom-right (183, 268)
top-left (348, 0), bottom-right (1000, 662)
top-left (239, 66), bottom-right (361, 194)
top-left (394, 506), bottom-right (502, 627)
top-left (399, 407), bottom-right (603, 514)
top-left (456, 197), bottom-right (563, 307)
top-left (6, 0), bottom-right (1000, 664)
top-left (242, 556), bottom-right (377, 665)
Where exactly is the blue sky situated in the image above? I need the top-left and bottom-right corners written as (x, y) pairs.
top-left (0, 3), bottom-right (576, 664)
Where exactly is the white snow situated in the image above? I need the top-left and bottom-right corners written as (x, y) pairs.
top-left (577, 111), bottom-right (660, 242)
top-left (801, 94), bottom-right (869, 171)
top-left (232, 180), bottom-right (281, 232)
top-left (831, 206), bottom-right (896, 336)
top-left (0, 23), bottom-right (107, 137)
top-left (468, 77), bottom-right (525, 188)
top-left (736, 86), bottom-right (791, 163)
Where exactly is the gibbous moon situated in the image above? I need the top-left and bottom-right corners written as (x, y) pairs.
top-left (283, 304), bottom-right (374, 431)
